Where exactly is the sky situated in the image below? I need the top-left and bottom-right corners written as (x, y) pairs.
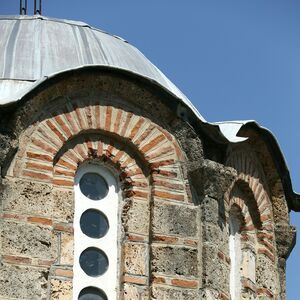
top-left (1, 0), bottom-right (299, 298)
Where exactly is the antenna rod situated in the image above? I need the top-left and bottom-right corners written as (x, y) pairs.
top-left (34, 0), bottom-right (42, 15)
top-left (20, 0), bottom-right (27, 15)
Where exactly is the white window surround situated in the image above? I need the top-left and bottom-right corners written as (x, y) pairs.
top-left (73, 162), bottom-right (119, 299)
top-left (229, 216), bottom-right (242, 300)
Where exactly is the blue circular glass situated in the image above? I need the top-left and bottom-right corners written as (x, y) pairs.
top-left (79, 247), bottom-right (108, 277)
top-left (79, 173), bottom-right (108, 200)
top-left (80, 209), bottom-right (109, 238)
top-left (78, 286), bottom-right (107, 300)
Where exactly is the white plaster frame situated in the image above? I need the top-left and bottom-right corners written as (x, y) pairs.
top-left (73, 163), bottom-right (119, 299)
top-left (229, 216), bottom-right (242, 300)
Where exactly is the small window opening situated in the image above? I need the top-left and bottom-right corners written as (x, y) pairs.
top-left (229, 205), bottom-right (243, 300)
top-left (73, 163), bottom-right (119, 299)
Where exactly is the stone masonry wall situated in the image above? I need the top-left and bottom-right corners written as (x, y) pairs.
top-left (225, 145), bottom-right (281, 299)
top-left (0, 71), bottom-right (293, 300)
top-left (0, 73), bottom-right (202, 300)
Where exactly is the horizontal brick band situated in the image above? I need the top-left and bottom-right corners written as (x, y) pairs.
top-left (2, 255), bottom-right (32, 265)
top-left (170, 278), bottom-right (198, 289)
top-left (123, 274), bottom-right (147, 285)
top-left (54, 268), bottom-right (73, 278)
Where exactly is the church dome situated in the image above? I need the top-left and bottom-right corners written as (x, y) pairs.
top-left (0, 15), bottom-right (203, 120)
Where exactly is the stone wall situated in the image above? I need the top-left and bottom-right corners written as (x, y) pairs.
top-left (0, 71), bottom-right (295, 299)
top-left (0, 72), bottom-right (203, 299)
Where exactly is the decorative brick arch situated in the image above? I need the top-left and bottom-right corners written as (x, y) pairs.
top-left (225, 149), bottom-right (278, 298)
top-left (11, 99), bottom-right (186, 200)
top-left (225, 150), bottom-right (274, 236)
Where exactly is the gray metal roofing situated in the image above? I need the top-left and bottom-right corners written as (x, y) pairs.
top-left (0, 15), bottom-right (204, 120)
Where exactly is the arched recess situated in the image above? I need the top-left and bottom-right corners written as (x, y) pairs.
top-left (225, 148), bottom-right (280, 299)
top-left (6, 93), bottom-right (190, 298)
top-left (227, 182), bottom-right (259, 299)
top-left (228, 204), bottom-right (244, 300)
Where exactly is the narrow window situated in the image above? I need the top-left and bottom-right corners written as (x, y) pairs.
top-left (229, 207), bottom-right (242, 300)
top-left (73, 163), bottom-right (119, 299)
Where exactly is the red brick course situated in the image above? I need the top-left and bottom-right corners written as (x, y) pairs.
top-left (171, 278), bottom-right (198, 289)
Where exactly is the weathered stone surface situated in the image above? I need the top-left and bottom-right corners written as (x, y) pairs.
top-left (60, 232), bottom-right (74, 265)
top-left (0, 70), bottom-right (293, 300)
top-left (256, 254), bottom-right (279, 295)
top-left (199, 288), bottom-right (220, 299)
top-left (0, 264), bottom-right (48, 299)
top-left (275, 224), bottom-right (296, 259)
top-left (123, 283), bottom-right (149, 300)
top-left (50, 278), bottom-right (72, 300)
top-left (1, 220), bottom-right (57, 260)
top-left (52, 189), bottom-right (74, 222)
top-left (200, 197), bottom-right (220, 224)
top-left (124, 243), bottom-right (148, 276)
top-left (152, 246), bottom-right (198, 277)
top-left (202, 244), bottom-right (229, 291)
top-left (1, 179), bottom-right (74, 222)
top-left (153, 202), bottom-right (198, 237)
top-left (2, 179), bottom-right (53, 216)
top-left (272, 193), bottom-right (289, 224)
top-left (124, 199), bottom-right (149, 235)
top-left (190, 159), bottom-right (237, 200)
top-left (203, 223), bottom-right (228, 256)
top-left (152, 286), bottom-right (198, 299)
top-left (0, 133), bottom-right (16, 175)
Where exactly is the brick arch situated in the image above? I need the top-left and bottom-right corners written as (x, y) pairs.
top-left (225, 150), bottom-right (273, 232)
top-left (225, 149), bottom-right (278, 298)
top-left (229, 180), bottom-right (262, 230)
top-left (10, 99), bottom-right (186, 203)
top-left (53, 134), bottom-right (149, 198)
top-left (229, 193), bottom-right (258, 298)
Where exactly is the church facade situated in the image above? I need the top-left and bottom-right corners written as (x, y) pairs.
top-left (0, 15), bottom-right (298, 300)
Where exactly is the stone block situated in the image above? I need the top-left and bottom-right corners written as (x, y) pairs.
top-left (60, 232), bottom-right (74, 265)
top-left (123, 283), bottom-right (149, 300)
top-left (124, 200), bottom-right (149, 235)
top-left (124, 243), bottom-right (148, 276)
top-left (190, 159), bottom-right (236, 200)
top-left (275, 224), bottom-right (296, 259)
top-left (153, 203), bottom-right (197, 237)
top-left (199, 288), bottom-right (220, 299)
top-left (52, 189), bottom-right (74, 222)
top-left (2, 179), bottom-right (53, 216)
top-left (203, 223), bottom-right (228, 256)
top-left (200, 197), bottom-right (220, 224)
top-left (256, 254), bottom-right (279, 294)
top-left (1, 179), bottom-right (74, 222)
top-left (202, 244), bottom-right (229, 291)
top-left (0, 264), bottom-right (48, 299)
top-left (50, 278), bottom-right (72, 300)
top-left (152, 246), bottom-right (198, 277)
top-left (152, 286), bottom-right (198, 300)
top-left (1, 220), bottom-right (58, 260)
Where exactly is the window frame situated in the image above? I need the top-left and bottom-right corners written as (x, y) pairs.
top-left (73, 162), bottom-right (119, 299)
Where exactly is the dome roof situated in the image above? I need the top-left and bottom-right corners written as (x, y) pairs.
top-left (0, 15), bottom-right (204, 120)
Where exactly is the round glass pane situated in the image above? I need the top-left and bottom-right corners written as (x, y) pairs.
top-left (79, 247), bottom-right (109, 277)
top-left (79, 173), bottom-right (108, 200)
top-left (80, 209), bottom-right (109, 238)
top-left (78, 287), bottom-right (107, 300)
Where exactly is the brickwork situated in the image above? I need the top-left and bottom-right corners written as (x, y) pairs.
top-left (1, 85), bottom-right (201, 299)
top-left (225, 147), bottom-right (280, 299)
top-left (0, 70), bottom-right (294, 299)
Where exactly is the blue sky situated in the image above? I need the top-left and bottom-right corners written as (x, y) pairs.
top-left (1, 1), bottom-right (300, 298)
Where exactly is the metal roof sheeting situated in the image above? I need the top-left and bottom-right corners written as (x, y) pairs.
top-left (0, 15), bottom-right (204, 121)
